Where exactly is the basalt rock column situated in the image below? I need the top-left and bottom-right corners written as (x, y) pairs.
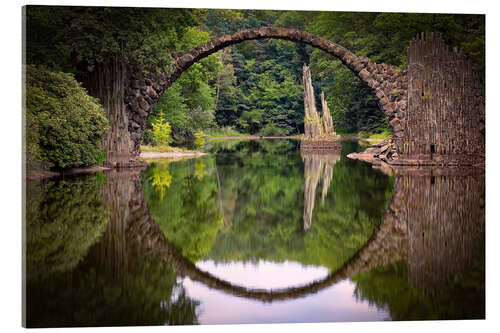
top-left (303, 64), bottom-right (323, 139)
top-left (320, 91), bottom-right (336, 138)
top-left (79, 56), bottom-right (134, 167)
top-left (400, 32), bottom-right (485, 165)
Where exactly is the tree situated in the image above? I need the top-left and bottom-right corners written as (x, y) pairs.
top-left (194, 131), bottom-right (207, 150)
top-left (150, 112), bottom-right (172, 148)
top-left (144, 27), bottom-right (222, 144)
top-left (25, 65), bottom-right (109, 169)
top-left (25, 6), bottom-right (199, 75)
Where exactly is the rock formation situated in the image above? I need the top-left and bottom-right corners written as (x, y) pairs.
top-left (302, 64), bottom-right (323, 139)
top-left (320, 91), bottom-right (337, 138)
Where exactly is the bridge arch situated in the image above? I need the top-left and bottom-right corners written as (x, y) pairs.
top-left (125, 27), bottom-right (408, 156)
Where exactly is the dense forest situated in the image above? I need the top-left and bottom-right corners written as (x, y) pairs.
top-left (25, 6), bottom-right (485, 164)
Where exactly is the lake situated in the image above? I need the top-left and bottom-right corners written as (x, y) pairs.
top-left (24, 139), bottom-right (485, 327)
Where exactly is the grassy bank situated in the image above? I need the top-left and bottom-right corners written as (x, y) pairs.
top-left (357, 129), bottom-right (391, 140)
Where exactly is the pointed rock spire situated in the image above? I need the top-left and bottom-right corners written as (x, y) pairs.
top-left (320, 91), bottom-right (337, 138)
top-left (303, 64), bottom-right (323, 139)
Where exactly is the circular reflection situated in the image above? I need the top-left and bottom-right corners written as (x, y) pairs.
top-left (195, 260), bottom-right (330, 290)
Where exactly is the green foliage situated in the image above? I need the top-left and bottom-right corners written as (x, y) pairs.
top-left (26, 175), bottom-right (109, 279)
top-left (143, 140), bottom-right (393, 271)
top-left (25, 6), bottom-right (199, 75)
top-left (206, 140), bottom-right (393, 269)
top-left (25, 65), bottom-right (108, 169)
top-left (150, 112), bottom-right (172, 148)
top-left (365, 129), bottom-right (391, 139)
top-left (201, 11), bottom-right (307, 136)
top-left (194, 131), bottom-right (207, 150)
top-left (142, 157), bottom-right (223, 261)
top-left (95, 151), bottom-right (106, 165)
top-left (351, 255), bottom-right (485, 320)
top-left (303, 11), bottom-right (485, 132)
top-left (145, 27), bottom-right (222, 144)
top-left (207, 126), bottom-right (247, 138)
top-left (27, 255), bottom-right (199, 327)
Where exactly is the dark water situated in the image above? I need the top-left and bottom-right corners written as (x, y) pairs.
top-left (24, 139), bottom-right (485, 327)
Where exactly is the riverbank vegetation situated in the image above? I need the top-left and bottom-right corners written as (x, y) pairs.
top-left (25, 65), bottom-right (108, 170)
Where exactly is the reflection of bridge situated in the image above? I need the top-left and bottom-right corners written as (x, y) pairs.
top-left (94, 167), bottom-right (484, 302)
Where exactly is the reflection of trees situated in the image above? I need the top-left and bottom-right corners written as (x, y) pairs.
top-left (25, 176), bottom-right (109, 279)
top-left (204, 140), bottom-right (393, 271)
top-left (27, 257), bottom-right (199, 327)
top-left (142, 157), bottom-right (223, 261)
top-left (26, 170), bottom-right (200, 328)
top-left (351, 256), bottom-right (484, 320)
top-left (350, 170), bottom-right (485, 320)
top-left (148, 163), bottom-right (173, 199)
top-left (301, 151), bottom-right (340, 230)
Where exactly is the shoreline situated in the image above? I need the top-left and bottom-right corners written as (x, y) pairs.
top-left (208, 135), bottom-right (386, 142)
top-left (25, 137), bottom-right (384, 181)
top-left (25, 165), bottom-right (112, 182)
top-left (139, 151), bottom-right (207, 159)
top-left (207, 135), bottom-right (301, 140)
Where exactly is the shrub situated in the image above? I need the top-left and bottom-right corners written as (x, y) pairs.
top-left (194, 130), bottom-right (207, 150)
top-left (151, 112), bottom-right (172, 148)
top-left (259, 123), bottom-right (289, 136)
top-left (25, 65), bottom-right (109, 169)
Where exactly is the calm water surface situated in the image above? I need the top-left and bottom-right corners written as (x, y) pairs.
top-left (24, 139), bottom-right (485, 327)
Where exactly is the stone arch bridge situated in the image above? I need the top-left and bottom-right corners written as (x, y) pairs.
top-left (105, 27), bottom-right (483, 167)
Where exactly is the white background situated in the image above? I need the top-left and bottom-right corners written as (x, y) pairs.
top-left (1, 0), bottom-right (498, 332)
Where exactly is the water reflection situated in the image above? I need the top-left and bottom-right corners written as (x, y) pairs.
top-left (25, 171), bottom-right (200, 327)
top-left (24, 140), bottom-right (485, 326)
top-left (195, 260), bottom-right (330, 289)
top-left (302, 151), bottom-right (340, 230)
top-left (25, 175), bottom-right (108, 279)
top-left (351, 168), bottom-right (485, 320)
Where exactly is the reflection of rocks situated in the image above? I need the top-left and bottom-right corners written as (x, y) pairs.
top-left (344, 166), bottom-right (484, 298)
top-left (83, 169), bottom-right (147, 278)
top-left (403, 172), bottom-right (485, 295)
top-left (349, 168), bottom-right (485, 320)
top-left (301, 152), bottom-right (340, 230)
top-left (26, 169), bottom-right (201, 327)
